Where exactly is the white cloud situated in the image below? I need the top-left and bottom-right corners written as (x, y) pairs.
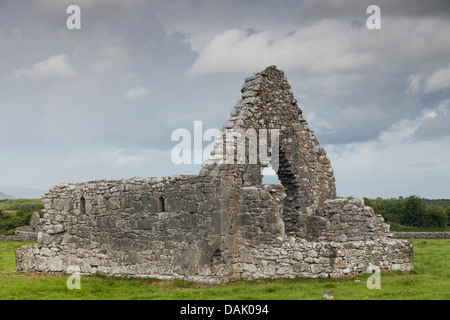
top-left (406, 73), bottom-right (423, 95)
top-left (407, 66), bottom-right (450, 95)
top-left (187, 17), bottom-right (450, 78)
top-left (305, 112), bottom-right (334, 134)
top-left (327, 105), bottom-right (450, 198)
top-left (422, 109), bottom-right (438, 119)
top-left (187, 23), bottom-right (374, 77)
top-left (13, 54), bottom-right (76, 80)
top-left (379, 118), bottom-right (422, 144)
top-left (424, 67), bottom-right (450, 93)
top-left (328, 135), bottom-right (450, 198)
top-left (379, 108), bottom-right (442, 144)
top-left (125, 85), bottom-right (150, 99)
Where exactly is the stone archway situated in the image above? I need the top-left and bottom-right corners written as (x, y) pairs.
top-left (200, 66), bottom-right (336, 235)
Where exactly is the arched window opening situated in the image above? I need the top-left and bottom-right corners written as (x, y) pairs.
top-left (158, 196), bottom-right (165, 212)
top-left (80, 197), bottom-right (86, 215)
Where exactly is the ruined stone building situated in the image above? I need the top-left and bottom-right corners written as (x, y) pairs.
top-left (16, 66), bottom-right (414, 284)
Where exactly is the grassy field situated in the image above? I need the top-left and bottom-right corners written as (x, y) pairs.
top-left (0, 240), bottom-right (448, 300)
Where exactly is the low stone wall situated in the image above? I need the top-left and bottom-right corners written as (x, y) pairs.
top-left (238, 237), bottom-right (414, 280)
top-left (0, 234), bottom-right (37, 242)
top-left (15, 236), bottom-right (413, 284)
top-left (393, 232), bottom-right (450, 239)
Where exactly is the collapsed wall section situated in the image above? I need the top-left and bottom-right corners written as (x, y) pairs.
top-left (303, 198), bottom-right (394, 242)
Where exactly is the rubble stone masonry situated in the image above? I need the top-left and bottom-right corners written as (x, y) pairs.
top-left (16, 66), bottom-right (413, 284)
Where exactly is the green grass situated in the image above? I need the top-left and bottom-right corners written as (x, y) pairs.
top-left (0, 240), bottom-right (448, 300)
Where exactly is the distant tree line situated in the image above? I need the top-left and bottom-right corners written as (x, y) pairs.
top-left (0, 198), bottom-right (44, 212)
top-left (1, 197), bottom-right (448, 235)
top-left (364, 196), bottom-right (450, 231)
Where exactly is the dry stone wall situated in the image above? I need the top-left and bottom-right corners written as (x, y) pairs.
top-left (393, 232), bottom-right (450, 239)
top-left (0, 234), bottom-right (38, 242)
top-left (238, 238), bottom-right (413, 280)
top-left (302, 198), bottom-right (392, 242)
top-left (16, 66), bottom-right (413, 284)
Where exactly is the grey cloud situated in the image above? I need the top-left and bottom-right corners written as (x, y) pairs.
top-left (415, 113), bottom-right (450, 140)
top-left (297, 0), bottom-right (450, 26)
top-left (1, 1), bottom-right (199, 154)
top-left (291, 70), bottom-right (432, 145)
top-left (1, 0), bottom-right (449, 198)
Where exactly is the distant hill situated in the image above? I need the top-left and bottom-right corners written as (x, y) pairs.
top-left (0, 187), bottom-right (45, 199)
top-left (0, 191), bottom-right (16, 200)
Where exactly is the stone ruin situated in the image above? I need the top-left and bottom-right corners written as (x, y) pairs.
top-left (16, 66), bottom-right (413, 284)
top-left (14, 212), bottom-right (40, 240)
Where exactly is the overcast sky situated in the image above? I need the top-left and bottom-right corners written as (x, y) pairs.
top-left (1, 0), bottom-right (450, 199)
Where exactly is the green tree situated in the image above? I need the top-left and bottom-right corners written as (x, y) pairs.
top-left (401, 196), bottom-right (426, 227)
top-left (446, 207), bottom-right (450, 226)
top-left (424, 206), bottom-right (448, 228)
